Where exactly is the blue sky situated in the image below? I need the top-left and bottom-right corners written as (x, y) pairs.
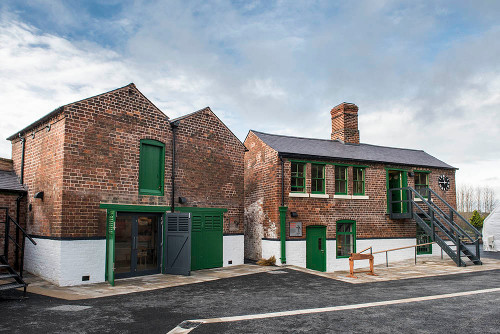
top-left (1, 1), bottom-right (499, 198)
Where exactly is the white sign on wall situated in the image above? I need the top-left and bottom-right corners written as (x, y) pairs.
top-left (289, 222), bottom-right (302, 237)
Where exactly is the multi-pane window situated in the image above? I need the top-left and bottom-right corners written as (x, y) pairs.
top-left (414, 172), bottom-right (429, 198)
top-left (335, 165), bottom-right (347, 194)
top-left (139, 139), bottom-right (165, 196)
top-left (353, 167), bottom-right (365, 195)
top-left (336, 220), bottom-right (356, 258)
top-left (291, 162), bottom-right (306, 192)
top-left (311, 164), bottom-right (325, 194)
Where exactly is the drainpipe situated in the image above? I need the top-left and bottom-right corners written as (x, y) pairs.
top-left (279, 155), bottom-right (287, 264)
top-left (169, 121), bottom-right (180, 212)
top-left (15, 136), bottom-right (26, 269)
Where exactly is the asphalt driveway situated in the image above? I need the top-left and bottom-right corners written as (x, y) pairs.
top-left (1, 268), bottom-right (499, 333)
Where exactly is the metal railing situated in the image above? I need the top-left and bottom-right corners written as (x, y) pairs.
top-left (372, 242), bottom-right (437, 267)
top-left (1, 207), bottom-right (36, 277)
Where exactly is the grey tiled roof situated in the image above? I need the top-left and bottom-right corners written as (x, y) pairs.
top-left (252, 131), bottom-right (455, 169)
top-left (0, 170), bottom-right (26, 192)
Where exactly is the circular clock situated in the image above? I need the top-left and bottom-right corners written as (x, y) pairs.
top-left (438, 175), bottom-right (450, 191)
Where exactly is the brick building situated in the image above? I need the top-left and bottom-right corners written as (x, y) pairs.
top-left (244, 102), bottom-right (461, 272)
top-left (6, 84), bottom-right (245, 286)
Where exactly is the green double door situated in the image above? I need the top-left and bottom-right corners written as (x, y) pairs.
top-left (306, 226), bottom-right (326, 272)
top-left (388, 170), bottom-right (408, 213)
top-left (183, 210), bottom-right (224, 271)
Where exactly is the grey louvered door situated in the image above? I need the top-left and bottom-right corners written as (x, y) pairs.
top-left (164, 212), bottom-right (191, 275)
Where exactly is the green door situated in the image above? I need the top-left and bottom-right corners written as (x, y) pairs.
top-left (306, 226), bottom-right (326, 272)
top-left (191, 212), bottom-right (223, 270)
top-left (416, 221), bottom-right (432, 255)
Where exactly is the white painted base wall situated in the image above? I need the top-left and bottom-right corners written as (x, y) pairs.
top-left (24, 238), bottom-right (106, 286)
top-left (223, 235), bottom-right (244, 267)
top-left (259, 238), bottom-right (454, 272)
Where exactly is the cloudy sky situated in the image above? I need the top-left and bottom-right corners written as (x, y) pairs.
top-left (1, 1), bottom-right (499, 196)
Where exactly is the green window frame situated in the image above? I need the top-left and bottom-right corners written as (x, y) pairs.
top-left (336, 220), bottom-right (356, 258)
top-left (335, 165), bottom-right (348, 195)
top-left (353, 167), bottom-right (365, 195)
top-left (291, 162), bottom-right (306, 193)
top-left (139, 139), bottom-right (165, 196)
top-left (311, 164), bottom-right (325, 194)
top-left (414, 172), bottom-right (429, 198)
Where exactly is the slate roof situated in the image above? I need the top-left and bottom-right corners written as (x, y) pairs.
top-left (0, 170), bottom-right (26, 192)
top-left (251, 131), bottom-right (455, 169)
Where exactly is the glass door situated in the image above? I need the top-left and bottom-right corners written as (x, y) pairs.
top-left (115, 213), bottom-right (161, 279)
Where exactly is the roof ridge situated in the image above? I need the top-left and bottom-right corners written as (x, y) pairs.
top-left (251, 130), bottom-right (426, 153)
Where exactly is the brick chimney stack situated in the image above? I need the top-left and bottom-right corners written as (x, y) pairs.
top-left (330, 102), bottom-right (360, 144)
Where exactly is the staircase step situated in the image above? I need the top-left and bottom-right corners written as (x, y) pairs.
top-left (0, 282), bottom-right (25, 291)
top-left (0, 264), bottom-right (9, 269)
top-left (0, 273), bottom-right (18, 279)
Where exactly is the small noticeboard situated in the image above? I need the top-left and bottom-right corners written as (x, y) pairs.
top-left (289, 222), bottom-right (302, 237)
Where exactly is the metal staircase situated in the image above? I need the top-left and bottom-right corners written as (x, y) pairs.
top-left (388, 187), bottom-right (482, 267)
top-left (0, 207), bottom-right (36, 296)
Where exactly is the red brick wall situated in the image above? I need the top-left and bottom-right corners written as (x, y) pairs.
top-left (243, 132), bottom-right (281, 259)
top-left (244, 130), bottom-right (457, 259)
top-left (11, 85), bottom-right (245, 239)
top-left (11, 113), bottom-right (65, 236)
top-left (174, 108), bottom-right (245, 234)
top-left (61, 84), bottom-right (172, 238)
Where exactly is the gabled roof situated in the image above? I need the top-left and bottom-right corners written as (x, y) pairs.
top-left (250, 130), bottom-right (455, 169)
top-left (0, 170), bottom-right (26, 193)
top-left (7, 83), bottom-right (167, 140)
top-left (171, 107), bottom-right (245, 149)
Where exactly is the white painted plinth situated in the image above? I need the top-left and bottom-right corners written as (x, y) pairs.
top-left (223, 235), bottom-right (244, 267)
top-left (24, 238), bottom-right (106, 286)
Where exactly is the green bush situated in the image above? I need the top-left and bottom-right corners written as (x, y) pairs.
top-left (470, 210), bottom-right (484, 230)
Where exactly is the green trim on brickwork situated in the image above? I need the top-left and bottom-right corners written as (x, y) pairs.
top-left (384, 167), bottom-right (409, 172)
top-left (99, 203), bottom-right (171, 212)
top-left (353, 166), bottom-right (365, 196)
top-left (290, 161), bottom-right (306, 193)
top-left (279, 206), bottom-right (288, 264)
top-left (139, 139), bottom-right (165, 196)
top-left (288, 159), bottom-right (368, 168)
top-left (336, 220), bottom-right (356, 258)
top-left (414, 170), bottom-right (431, 173)
top-left (175, 207), bottom-right (228, 213)
top-left (311, 163), bottom-right (326, 194)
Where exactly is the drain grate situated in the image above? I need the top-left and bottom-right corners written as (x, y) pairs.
top-left (48, 305), bottom-right (92, 312)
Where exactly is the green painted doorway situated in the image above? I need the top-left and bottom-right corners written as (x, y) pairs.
top-left (306, 225), bottom-right (327, 272)
top-left (176, 207), bottom-right (225, 271)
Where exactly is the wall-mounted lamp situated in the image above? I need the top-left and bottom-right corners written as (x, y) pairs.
top-left (290, 212), bottom-right (298, 218)
top-left (178, 197), bottom-right (187, 204)
top-left (408, 171), bottom-right (415, 177)
top-left (34, 191), bottom-right (44, 201)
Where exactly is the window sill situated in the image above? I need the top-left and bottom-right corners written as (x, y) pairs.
top-left (310, 193), bottom-right (329, 199)
top-left (414, 197), bottom-right (428, 202)
top-left (352, 195), bottom-right (369, 200)
top-left (334, 194), bottom-right (370, 200)
top-left (289, 192), bottom-right (309, 198)
top-left (333, 194), bottom-right (351, 199)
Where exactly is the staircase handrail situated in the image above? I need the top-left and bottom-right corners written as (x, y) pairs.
top-left (8, 215), bottom-right (36, 246)
top-left (412, 201), bottom-right (460, 241)
top-left (426, 200), bottom-right (475, 242)
top-left (427, 188), bottom-right (482, 238)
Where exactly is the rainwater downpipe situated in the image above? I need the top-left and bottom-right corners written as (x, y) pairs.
top-left (170, 121), bottom-right (180, 212)
top-left (279, 155), bottom-right (287, 264)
